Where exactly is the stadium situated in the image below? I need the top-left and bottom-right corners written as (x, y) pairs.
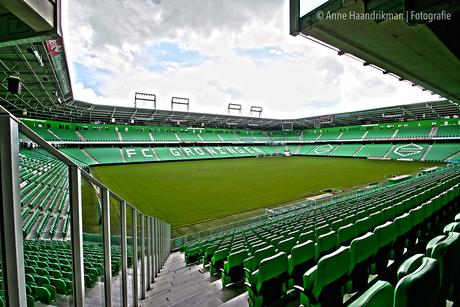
top-left (1, 0), bottom-right (460, 307)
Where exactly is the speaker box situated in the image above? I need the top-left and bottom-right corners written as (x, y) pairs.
top-left (7, 77), bottom-right (21, 94)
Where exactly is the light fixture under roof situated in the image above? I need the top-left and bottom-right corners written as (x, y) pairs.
top-left (26, 43), bottom-right (43, 67)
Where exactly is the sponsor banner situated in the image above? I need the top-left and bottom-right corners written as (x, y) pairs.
top-left (367, 157), bottom-right (391, 160)
top-left (45, 38), bottom-right (71, 95)
top-left (307, 193), bottom-right (333, 201)
top-left (397, 158), bottom-right (414, 161)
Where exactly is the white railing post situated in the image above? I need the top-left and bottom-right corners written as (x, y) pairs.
top-left (0, 114), bottom-right (27, 307)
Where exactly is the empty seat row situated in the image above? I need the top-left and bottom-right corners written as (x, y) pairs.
top-left (349, 218), bottom-right (460, 307)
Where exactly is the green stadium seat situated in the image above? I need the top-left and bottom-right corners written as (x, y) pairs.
top-left (372, 221), bottom-right (396, 275)
top-left (421, 200), bottom-right (434, 234)
top-left (84, 273), bottom-right (95, 289)
top-left (395, 126), bottom-right (432, 139)
top-left (27, 295), bottom-right (35, 307)
top-left (34, 275), bottom-right (51, 286)
top-left (393, 202), bottom-right (406, 217)
top-left (287, 240), bottom-right (315, 289)
top-left (337, 223), bottom-right (356, 247)
top-left (444, 222), bottom-right (460, 234)
top-left (426, 232), bottom-right (460, 305)
top-left (346, 232), bottom-right (377, 293)
top-left (408, 206), bottom-right (424, 246)
top-left (355, 217), bottom-right (372, 237)
top-left (119, 130), bottom-right (152, 142)
top-left (369, 211), bottom-right (384, 230)
top-left (356, 210), bottom-right (367, 221)
top-left (49, 277), bottom-right (70, 294)
top-left (382, 206), bottom-right (395, 222)
top-left (243, 245), bottom-right (276, 281)
top-left (354, 143), bottom-right (393, 158)
top-left (294, 246), bottom-right (350, 307)
top-left (331, 219), bottom-right (344, 232)
top-left (328, 144), bottom-right (363, 157)
top-left (288, 229), bottom-right (301, 240)
top-left (249, 242), bottom-right (268, 256)
top-left (25, 274), bottom-right (35, 283)
top-left (345, 214), bottom-right (358, 225)
top-left (25, 266), bottom-right (37, 275)
top-left (269, 236), bottom-right (285, 250)
top-left (245, 252), bottom-right (289, 307)
top-left (30, 285), bottom-right (53, 304)
top-left (221, 249), bottom-right (248, 288)
top-left (315, 231), bottom-right (337, 262)
top-left (60, 148), bottom-right (96, 165)
top-left (394, 254), bottom-right (440, 307)
top-left (347, 280), bottom-right (394, 307)
top-left (203, 245), bottom-right (219, 267)
top-left (277, 237), bottom-right (296, 254)
top-left (392, 213), bottom-right (412, 259)
top-left (186, 246), bottom-right (201, 264)
top-left (298, 230), bottom-right (315, 244)
top-left (315, 224), bottom-right (330, 239)
top-left (79, 129), bottom-right (119, 142)
top-left (84, 147), bottom-right (125, 164)
top-left (210, 248), bottom-right (230, 275)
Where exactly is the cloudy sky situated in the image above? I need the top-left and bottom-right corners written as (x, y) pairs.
top-left (62, 0), bottom-right (441, 120)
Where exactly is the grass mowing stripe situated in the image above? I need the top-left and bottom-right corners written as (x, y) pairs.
top-left (90, 156), bottom-right (444, 229)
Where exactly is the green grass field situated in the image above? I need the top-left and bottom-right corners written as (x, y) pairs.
top-left (90, 156), bottom-right (444, 229)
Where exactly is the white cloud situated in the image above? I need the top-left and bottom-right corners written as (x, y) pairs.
top-left (64, 0), bottom-right (443, 121)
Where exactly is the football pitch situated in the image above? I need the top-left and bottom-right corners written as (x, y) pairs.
top-left (90, 156), bottom-right (444, 229)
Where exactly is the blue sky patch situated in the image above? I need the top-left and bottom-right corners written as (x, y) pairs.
top-left (72, 62), bottom-right (111, 96)
top-left (146, 41), bottom-right (212, 72)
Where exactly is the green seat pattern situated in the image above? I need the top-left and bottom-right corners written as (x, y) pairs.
top-left (287, 240), bottom-right (315, 289)
top-left (348, 280), bottom-right (394, 307)
top-left (245, 252), bottom-right (289, 307)
top-left (295, 246), bottom-right (351, 307)
top-left (394, 255), bottom-right (440, 307)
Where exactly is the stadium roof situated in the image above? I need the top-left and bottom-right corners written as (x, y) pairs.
top-left (0, 0), bottom-right (72, 116)
top-left (13, 98), bottom-right (460, 130)
top-left (1, 0), bottom-right (460, 131)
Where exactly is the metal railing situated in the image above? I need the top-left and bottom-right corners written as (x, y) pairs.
top-left (0, 106), bottom-right (170, 307)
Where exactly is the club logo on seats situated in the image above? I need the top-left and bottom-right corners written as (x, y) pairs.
top-left (315, 144), bottom-right (334, 154)
top-left (393, 144), bottom-right (423, 157)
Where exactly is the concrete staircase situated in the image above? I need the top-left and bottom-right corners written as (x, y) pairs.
top-left (140, 252), bottom-right (301, 307)
top-left (140, 252), bottom-right (247, 307)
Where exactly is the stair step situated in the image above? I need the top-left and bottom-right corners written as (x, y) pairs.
top-left (143, 279), bottom-right (218, 306)
top-left (143, 251), bottom-right (252, 307)
top-left (218, 293), bottom-right (249, 307)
